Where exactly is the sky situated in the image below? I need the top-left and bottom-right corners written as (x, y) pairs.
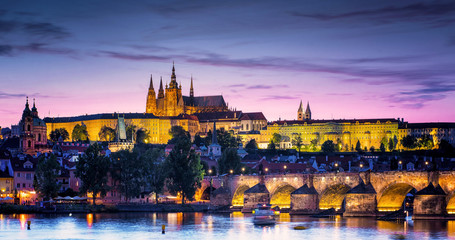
top-left (1, 0), bottom-right (454, 127)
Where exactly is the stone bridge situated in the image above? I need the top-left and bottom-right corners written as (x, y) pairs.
top-left (196, 171), bottom-right (455, 219)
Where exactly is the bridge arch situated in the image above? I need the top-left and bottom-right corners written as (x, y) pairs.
top-left (319, 184), bottom-right (351, 210)
top-left (377, 182), bottom-right (416, 212)
top-left (270, 184), bottom-right (296, 209)
top-left (446, 192), bottom-right (455, 214)
top-left (200, 186), bottom-right (216, 201)
top-left (232, 185), bottom-right (250, 207)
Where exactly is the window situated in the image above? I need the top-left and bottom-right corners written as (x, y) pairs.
top-left (26, 173), bottom-right (31, 180)
top-left (27, 125), bottom-right (30, 131)
top-left (23, 183), bottom-right (26, 188)
top-left (38, 134), bottom-right (41, 141)
top-left (17, 173), bottom-right (20, 177)
top-left (28, 140), bottom-right (31, 148)
top-left (17, 183), bottom-right (20, 188)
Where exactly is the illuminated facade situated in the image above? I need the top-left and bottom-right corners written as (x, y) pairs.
top-left (45, 113), bottom-right (200, 143)
top-left (146, 64), bottom-right (228, 116)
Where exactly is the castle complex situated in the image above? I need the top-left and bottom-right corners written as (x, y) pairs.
top-left (8, 63), bottom-right (448, 152)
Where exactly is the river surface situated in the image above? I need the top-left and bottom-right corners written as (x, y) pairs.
top-left (1, 212), bottom-right (455, 240)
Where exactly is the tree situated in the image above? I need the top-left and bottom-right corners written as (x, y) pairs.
top-left (111, 149), bottom-right (147, 202)
top-left (75, 143), bottom-right (110, 205)
top-left (99, 126), bottom-right (116, 142)
top-left (355, 140), bottom-right (362, 152)
top-left (418, 134), bottom-right (433, 150)
top-left (401, 136), bottom-right (417, 150)
top-left (310, 138), bottom-right (319, 151)
top-left (369, 146), bottom-right (375, 152)
top-left (218, 148), bottom-right (242, 174)
top-left (164, 132), bottom-right (204, 204)
top-left (380, 142), bottom-right (386, 153)
top-left (267, 140), bottom-right (277, 154)
top-left (136, 128), bottom-right (151, 144)
top-left (126, 125), bottom-right (137, 142)
top-left (193, 134), bottom-right (205, 147)
top-left (271, 133), bottom-right (282, 148)
top-left (245, 139), bottom-right (258, 151)
top-left (388, 138), bottom-right (394, 151)
top-left (72, 124), bottom-right (89, 142)
top-left (169, 125), bottom-right (190, 143)
top-left (217, 129), bottom-right (240, 150)
top-left (292, 133), bottom-right (303, 156)
top-left (33, 154), bottom-right (61, 201)
top-left (321, 140), bottom-right (335, 153)
top-left (143, 148), bottom-right (166, 204)
top-left (49, 128), bottom-right (69, 142)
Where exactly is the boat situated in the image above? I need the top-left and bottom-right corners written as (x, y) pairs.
top-left (252, 204), bottom-right (279, 225)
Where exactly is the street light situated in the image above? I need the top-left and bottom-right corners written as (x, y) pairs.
top-left (242, 167), bottom-right (245, 172)
top-left (265, 168), bottom-right (269, 174)
top-left (334, 163), bottom-right (338, 167)
top-left (230, 169), bottom-right (234, 174)
top-left (360, 163), bottom-right (363, 168)
top-left (208, 169), bottom-right (212, 175)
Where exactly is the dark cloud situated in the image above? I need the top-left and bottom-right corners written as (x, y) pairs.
top-left (23, 22), bottom-right (70, 39)
top-left (339, 55), bottom-right (425, 64)
top-left (227, 84), bottom-right (246, 88)
top-left (247, 84), bottom-right (288, 89)
top-left (0, 20), bottom-right (17, 32)
top-left (290, 2), bottom-right (455, 27)
top-left (99, 51), bottom-right (172, 61)
top-left (0, 45), bottom-right (13, 55)
top-left (0, 92), bottom-right (26, 99)
top-left (260, 95), bottom-right (298, 101)
top-left (15, 43), bottom-right (75, 55)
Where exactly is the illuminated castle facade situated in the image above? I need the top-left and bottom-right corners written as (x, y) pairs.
top-left (146, 64), bottom-right (228, 116)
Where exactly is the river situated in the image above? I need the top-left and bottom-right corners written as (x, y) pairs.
top-left (1, 212), bottom-right (454, 239)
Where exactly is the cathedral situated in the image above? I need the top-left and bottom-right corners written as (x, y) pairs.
top-left (146, 64), bottom-right (228, 116)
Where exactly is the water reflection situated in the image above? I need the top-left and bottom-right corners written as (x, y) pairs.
top-left (0, 213), bottom-right (454, 240)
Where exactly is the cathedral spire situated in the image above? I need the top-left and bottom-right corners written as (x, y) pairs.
top-left (170, 62), bottom-right (178, 88)
top-left (149, 74), bottom-right (154, 90)
top-left (190, 76), bottom-right (194, 97)
top-left (25, 96), bottom-right (30, 109)
top-left (31, 98), bottom-right (37, 114)
top-left (158, 76), bottom-right (164, 98)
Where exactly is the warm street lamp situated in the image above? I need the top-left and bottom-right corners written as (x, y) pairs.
top-left (230, 169), bottom-right (234, 174)
top-left (265, 168), bottom-right (269, 174)
top-left (208, 169), bottom-right (212, 175)
top-left (242, 167), bottom-right (245, 172)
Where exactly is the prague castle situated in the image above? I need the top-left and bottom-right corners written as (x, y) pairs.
top-left (7, 63), bottom-right (449, 152)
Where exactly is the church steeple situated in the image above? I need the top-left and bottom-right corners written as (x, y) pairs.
top-left (146, 74), bottom-right (157, 114)
top-left (22, 96), bottom-right (31, 119)
top-left (297, 100), bottom-right (303, 120)
top-left (189, 76), bottom-right (194, 106)
top-left (31, 98), bottom-right (38, 117)
top-left (305, 101), bottom-right (312, 120)
top-left (158, 76), bottom-right (164, 99)
top-left (169, 62), bottom-right (178, 89)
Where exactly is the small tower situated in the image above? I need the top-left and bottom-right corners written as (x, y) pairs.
top-left (297, 100), bottom-right (304, 120)
top-left (158, 77), bottom-right (164, 99)
top-left (31, 98), bottom-right (38, 117)
top-left (189, 76), bottom-right (194, 106)
top-left (305, 101), bottom-right (312, 120)
top-left (146, 74), bottom-right (157, 114)
top-left (208, 121), bottom-right (221, 157)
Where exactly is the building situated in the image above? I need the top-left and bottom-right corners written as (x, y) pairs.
top-left (45, 113), bottom-right (200, 144)
top-left (145, 64), bottom-right (228, 116)
top-left (19, 98), bottom-right (48, 155)
top-left (11, 155), bottom-right (38, 203)
top-left (399, 122), bottom-right (455, 147)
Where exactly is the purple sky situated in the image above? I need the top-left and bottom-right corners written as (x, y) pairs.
top-left (1, 0), bottom-right (455, 128)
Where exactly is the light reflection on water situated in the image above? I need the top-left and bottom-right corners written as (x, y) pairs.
top-left (0, 212), bottom-right (454, 239)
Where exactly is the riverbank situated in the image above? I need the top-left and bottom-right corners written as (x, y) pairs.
top-left (0, 203), bottom-right (211, 214)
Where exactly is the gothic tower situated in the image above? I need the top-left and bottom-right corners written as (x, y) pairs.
top-left (164, 63), bottom-right (184, 116)
top-left (305, 101), bottom-right (312, 120)
top-left (20, 97), bottom-right (47, 154)
top-left (146, 74), bottom-right (157, 114)
top-left (189, 76), bottom-right (194, 106)
top-left (297, 100), bottom-right (304, 120)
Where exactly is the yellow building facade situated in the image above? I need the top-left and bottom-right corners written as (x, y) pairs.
top-left (44, 113), bottom-right (199, 144)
